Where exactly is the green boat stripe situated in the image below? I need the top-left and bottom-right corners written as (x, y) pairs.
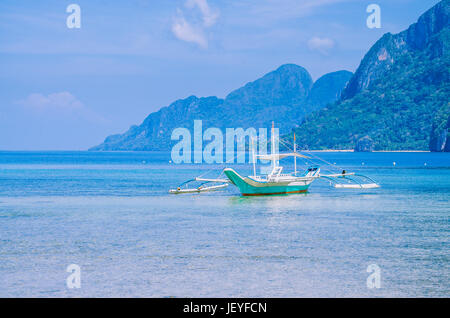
top-left (224, 168), bottom-right (311, 195)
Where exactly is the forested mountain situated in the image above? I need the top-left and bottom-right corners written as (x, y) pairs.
top-left (91, 65), bottom-right (351, 151)
top-left (92, 1), bottom-right (449, 152)
top-left (293, 0), bottom-right (449, 151)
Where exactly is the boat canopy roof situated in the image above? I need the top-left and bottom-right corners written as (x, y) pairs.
top-left (255, 152), bottom-right (310, 161)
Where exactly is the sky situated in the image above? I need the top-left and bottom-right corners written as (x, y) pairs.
top-left (0, 0), bottom-right (442, 150)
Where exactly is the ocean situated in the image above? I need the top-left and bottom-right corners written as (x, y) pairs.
top-left (0, 151), bottom-right (449, 297)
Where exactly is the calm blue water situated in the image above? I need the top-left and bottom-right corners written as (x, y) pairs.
top-left (0, 151), bottom-right (449, 297)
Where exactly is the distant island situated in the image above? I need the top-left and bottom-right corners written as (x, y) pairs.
top-left (91, 0), bottom-right (449, 153)
top-left (90, 65), bottom-right (353, 151)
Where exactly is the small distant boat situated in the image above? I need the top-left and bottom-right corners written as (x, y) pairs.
top-left (170, 123), bottom-right (380, 195)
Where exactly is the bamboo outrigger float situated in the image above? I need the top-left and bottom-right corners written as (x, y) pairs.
top-left (169, 178), bottom-right (229, 194)
top-left (169, 123), bottom-right (380, 195)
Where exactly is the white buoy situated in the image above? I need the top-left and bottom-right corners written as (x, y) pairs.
top-left (393, 161), bottom-right (396, 166)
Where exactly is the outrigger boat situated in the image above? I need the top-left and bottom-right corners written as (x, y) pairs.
top-left (169, 123), bottom-right (380, 195)
top-left (223, 149), bottom-right (320, 196)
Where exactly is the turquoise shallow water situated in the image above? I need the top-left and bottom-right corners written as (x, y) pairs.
top-left (0, 151), bottom-right (449, 297)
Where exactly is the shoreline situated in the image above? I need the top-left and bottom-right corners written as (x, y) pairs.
top-left (374, 150), bottom-right (430, 153)
top-left (306, 150), bottom-right (431, 153)
top-left (0, 149), bottom-right (436, 153)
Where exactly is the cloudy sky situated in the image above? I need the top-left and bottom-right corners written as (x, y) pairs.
top-left (0, 0), bottom-right (441, 150)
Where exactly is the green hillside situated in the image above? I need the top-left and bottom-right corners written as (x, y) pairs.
top-left (293, 1), bottom-right (449, 151)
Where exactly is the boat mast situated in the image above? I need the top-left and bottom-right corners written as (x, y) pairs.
top-left (294, 132), bottom-right (297, 176)
top-left (271, 121), bottom-right (276, 169)
top-left (251, 136), bottom-right (256, 177)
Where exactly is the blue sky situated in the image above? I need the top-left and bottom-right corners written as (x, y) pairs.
top-left (0, 0), bottom-right (441, 150)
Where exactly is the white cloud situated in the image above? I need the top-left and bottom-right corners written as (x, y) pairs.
top-left (172, 14), bottom-right (208, 48)
top-left (172, 0), bottom-right (219, 48)
top-left (307, 37), bottom-right (335, 54)
top-left (17, 92), bottom-right (84, 111)
top-left (15, 92), bottom-right (107, 123)
top-left (185, 0), bottom-right (219, 27)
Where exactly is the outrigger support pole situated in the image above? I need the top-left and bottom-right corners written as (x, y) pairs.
top-left (194, 177), bottom-right (230, 183)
